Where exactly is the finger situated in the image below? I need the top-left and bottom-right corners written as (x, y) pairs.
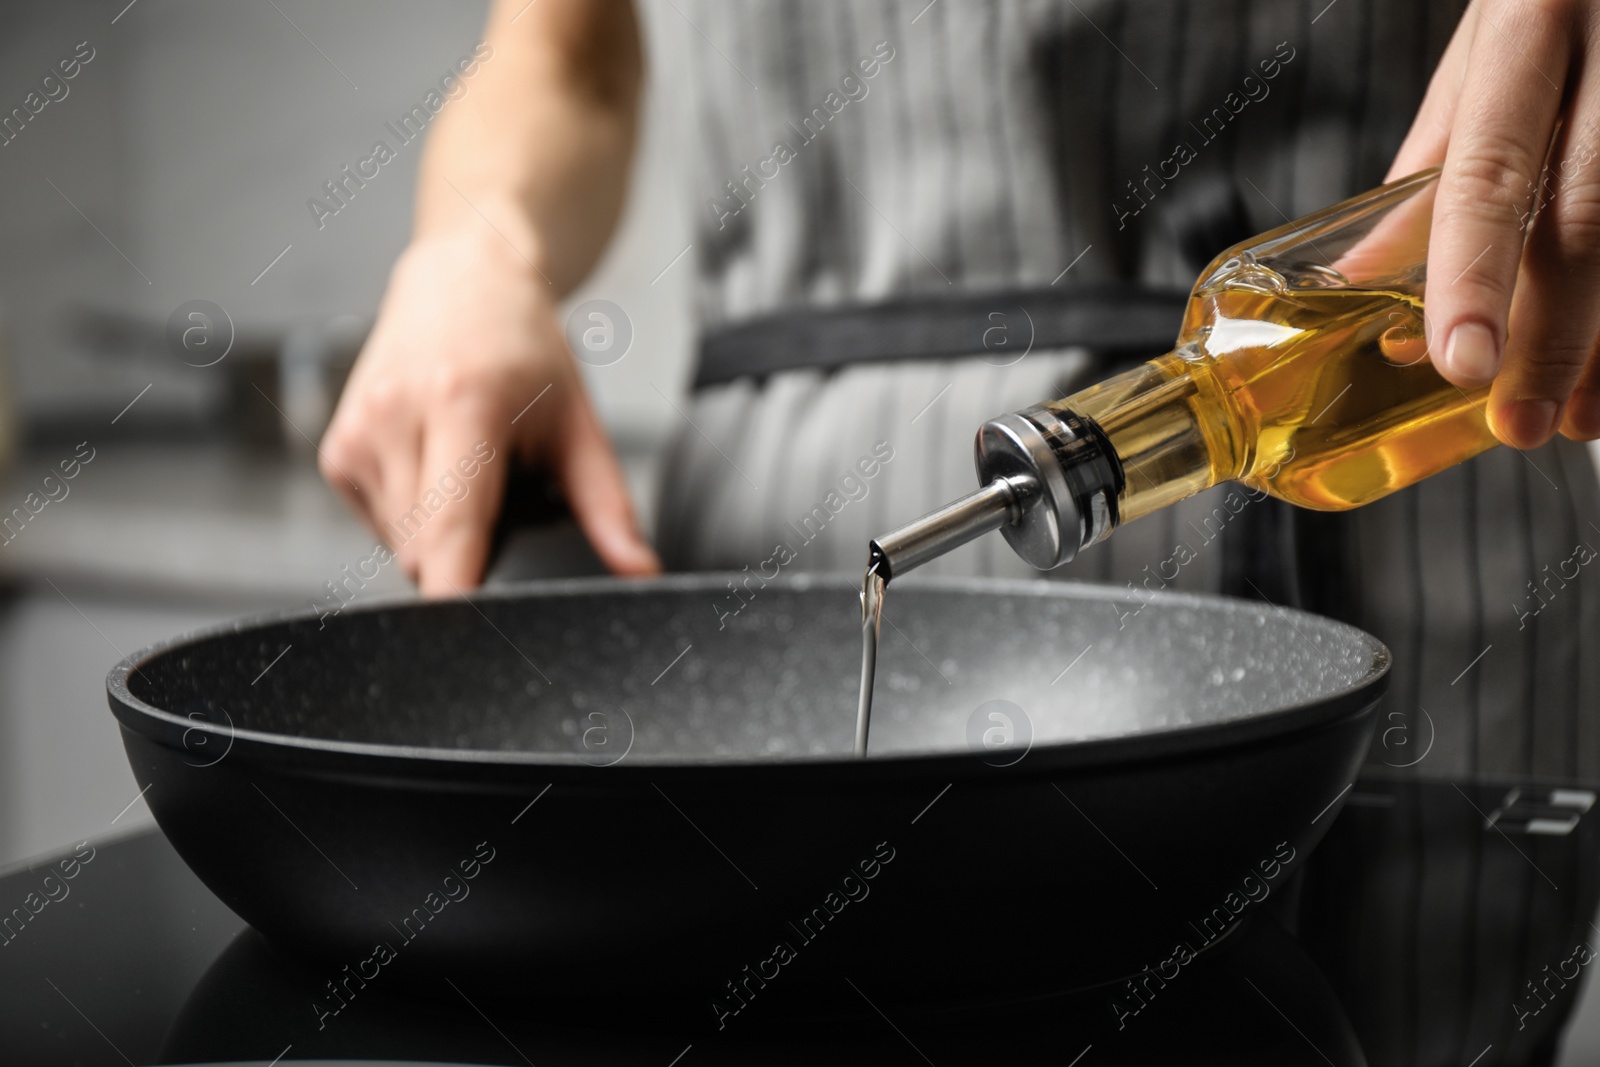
top-left (322, 364), bottom-right (428, 567)
top-left (319, 411), bottom-right (384, 537)
top-left (1557, 39), bottom-right (1600, 439)
top-left (1562, 231), bottom-right (1600, 438)
top-left (1426, 0), bottom-right (1570, 403)
top-left (366, 396), bottom-right (423, 581)
top-left (1561, 335), bottom-right (1600, 439)
top-left (412, 406), bottom-right (510, 598)
top-left (552, 386), bottom-right (662, 577)
top-left (1386, 4), bottom-right (1478, 180)
top-left (1500, 108), bottom-right (1600, 447)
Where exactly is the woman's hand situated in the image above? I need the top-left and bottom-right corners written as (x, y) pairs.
top-left (1389, 0), bottom-right (1600, 449)
top-left (319, 218), bottom-right (660, 596)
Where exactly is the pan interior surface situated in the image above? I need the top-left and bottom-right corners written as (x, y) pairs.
top-left (121, 576), bottom-right (1385, 761)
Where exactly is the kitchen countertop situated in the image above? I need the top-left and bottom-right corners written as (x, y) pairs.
top-left (0, 442), bottom-right (663, 601)
top-left (0, 444), bottom-right (397, 602)
top-left (4, 772), bottom-right (1600, 1066)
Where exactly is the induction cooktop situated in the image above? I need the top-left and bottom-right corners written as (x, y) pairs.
top-left (2, 773), bottom-right (1598, 1066)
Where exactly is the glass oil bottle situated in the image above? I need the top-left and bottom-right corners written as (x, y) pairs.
top-left (855, 168), bottom-right (1495, 754)
top-left (868, 167), bottom-right (1496, 583)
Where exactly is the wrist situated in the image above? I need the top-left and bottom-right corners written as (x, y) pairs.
top-left (411, 189), bottom-right (552, 284)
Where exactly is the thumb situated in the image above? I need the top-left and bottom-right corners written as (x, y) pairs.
top-left (552, 389), bottom-right (662, 576)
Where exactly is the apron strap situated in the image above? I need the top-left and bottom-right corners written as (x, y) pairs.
top-left (692, 283), bottom-right (1190, 390)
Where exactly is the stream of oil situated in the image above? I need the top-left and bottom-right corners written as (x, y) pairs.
top-left (854, 563), bottom-right (886, 757)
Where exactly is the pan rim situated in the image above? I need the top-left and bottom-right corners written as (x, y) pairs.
top-left (105, 573), bottom-right (1390, 780)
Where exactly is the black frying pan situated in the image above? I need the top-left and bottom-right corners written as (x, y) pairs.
top-left (106, 575), bottom-right (1386, 1026)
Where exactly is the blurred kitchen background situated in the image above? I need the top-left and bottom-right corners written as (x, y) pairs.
top-left (0, 0), bottom-right (693, 866)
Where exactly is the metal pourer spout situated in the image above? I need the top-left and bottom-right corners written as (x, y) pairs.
top-left (868, 407), bottom-right (1122, 579)
top-left (868, 475), bottom-right (1040, 581)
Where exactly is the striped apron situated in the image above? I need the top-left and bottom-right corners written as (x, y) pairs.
top-left (649, 4), bottom-right (1600, 1062)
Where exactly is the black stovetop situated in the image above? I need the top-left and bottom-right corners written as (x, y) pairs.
top-left (3, 772), bottom-right (1599, 1066)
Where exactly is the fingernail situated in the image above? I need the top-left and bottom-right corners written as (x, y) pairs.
top-left (1444, 323), bottom-right (1501, 382)
top-left (1496, 398), bottom-right (1559, 447)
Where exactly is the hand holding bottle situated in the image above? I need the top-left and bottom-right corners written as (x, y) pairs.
top-left (1390, 0), bottom-right (1600, 449)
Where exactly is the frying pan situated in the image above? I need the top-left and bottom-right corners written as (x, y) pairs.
top-left (107, 575), bottom-right (1386, 1025)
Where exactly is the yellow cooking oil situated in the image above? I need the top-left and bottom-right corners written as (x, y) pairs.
top-left (1042, 271), bottom-right (1498, 524)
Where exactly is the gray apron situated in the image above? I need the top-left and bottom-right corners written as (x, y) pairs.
top-left (651, 4), bottom-right (1600, 1062)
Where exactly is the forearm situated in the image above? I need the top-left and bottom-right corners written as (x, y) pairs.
top-left (412, 0), bottom-right (642, 297)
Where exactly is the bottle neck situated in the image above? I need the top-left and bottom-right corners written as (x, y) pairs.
top-left (974, 351), bottom-right (1237, 570)
top-left (870, 355), bottom-right (1225, 579)
top-left (1036, 354), bottom-right (1236, 529)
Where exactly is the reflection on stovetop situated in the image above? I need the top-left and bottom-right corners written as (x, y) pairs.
top-left (160, 914), bottom-right (1358, 1065)
top-left (1298, 772), bottom-right (1600, 1067)
top-left (2, 774), bottom-right (1598, 1066)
